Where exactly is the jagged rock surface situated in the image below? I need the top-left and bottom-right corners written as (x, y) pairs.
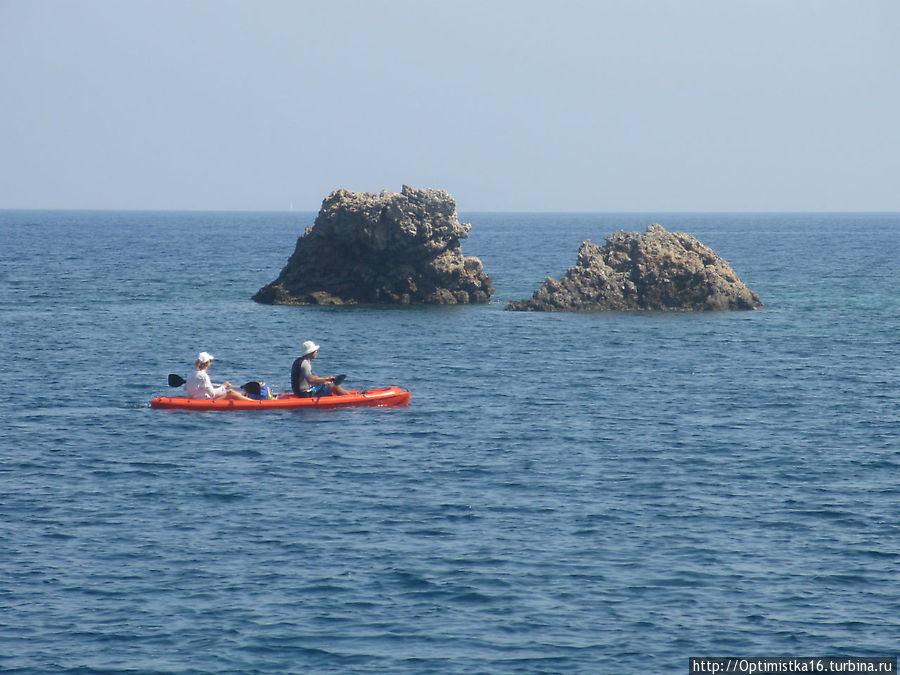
top-left (507, 223), bottom-right (763, 312)
top-left (253, 185), bottom-right (494, 305)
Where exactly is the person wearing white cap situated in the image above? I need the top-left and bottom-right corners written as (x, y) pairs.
top-left (291, 340), bottom-right (349, 397)
top-left (184, 351), bottom-right (253, 401)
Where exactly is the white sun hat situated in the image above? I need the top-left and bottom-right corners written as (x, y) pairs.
top-left (197, 351), bottom-right (215, 363)
top-left (300, 341), bottom-right (320, 356)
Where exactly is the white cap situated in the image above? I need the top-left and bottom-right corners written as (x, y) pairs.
top-left (197, 351), bottom-right (214, 363)
top-left (300, 340), bottom-right (320, 356)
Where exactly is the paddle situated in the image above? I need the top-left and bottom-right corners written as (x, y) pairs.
top-left (169, 373), bottom-right (347, 391)
top-left (241, 381), bottom-right (262, 396)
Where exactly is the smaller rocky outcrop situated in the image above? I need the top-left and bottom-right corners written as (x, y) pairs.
top-left (507, 223), bottom-right (763, 312)
top-left (253, 185), bottom-right (493, 306)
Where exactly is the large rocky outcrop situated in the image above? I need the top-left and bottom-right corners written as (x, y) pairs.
top-left (253, 185), bottom-right (494, 305)
top-left (507, 223), bottom-right (763, 311)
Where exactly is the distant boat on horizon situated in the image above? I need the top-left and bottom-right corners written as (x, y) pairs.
top-left (290, 201), bottom-right (294, 212)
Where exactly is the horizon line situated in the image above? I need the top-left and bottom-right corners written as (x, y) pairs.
top-left (2, 207), bottom-right (899, 215)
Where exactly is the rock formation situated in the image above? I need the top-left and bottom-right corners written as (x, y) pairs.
top-left (506, 223), bottom-right (763, 312)
top-left (253, 185), bottom-right (494, 306)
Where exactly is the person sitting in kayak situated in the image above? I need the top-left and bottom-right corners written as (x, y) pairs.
top-left (291, 341), bottom-right (349, 397)
top-left (185, 352), bottom-right (253, 401)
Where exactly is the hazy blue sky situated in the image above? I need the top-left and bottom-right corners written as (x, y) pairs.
top-left (1, 0), bottom-right (897, 211)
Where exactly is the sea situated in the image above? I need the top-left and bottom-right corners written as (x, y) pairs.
top-left (1, 210), bottom-right (897, 674)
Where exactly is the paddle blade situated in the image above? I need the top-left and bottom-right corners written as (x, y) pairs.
top-left (333, 374), bottom-right (347, 385)
top-left (168, 374), bottom-right (187, 387)
top-left (241, 381), bottom-right (262, 396)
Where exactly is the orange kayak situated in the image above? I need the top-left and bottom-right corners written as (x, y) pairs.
top-left (150, 387), bottom-right (410, 411)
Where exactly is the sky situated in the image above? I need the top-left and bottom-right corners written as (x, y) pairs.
top-left (1, 0), bottom-right (898, 212)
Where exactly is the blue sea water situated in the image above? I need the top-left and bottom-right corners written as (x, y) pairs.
top-left (1, 210), bottom-right (898, 674)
